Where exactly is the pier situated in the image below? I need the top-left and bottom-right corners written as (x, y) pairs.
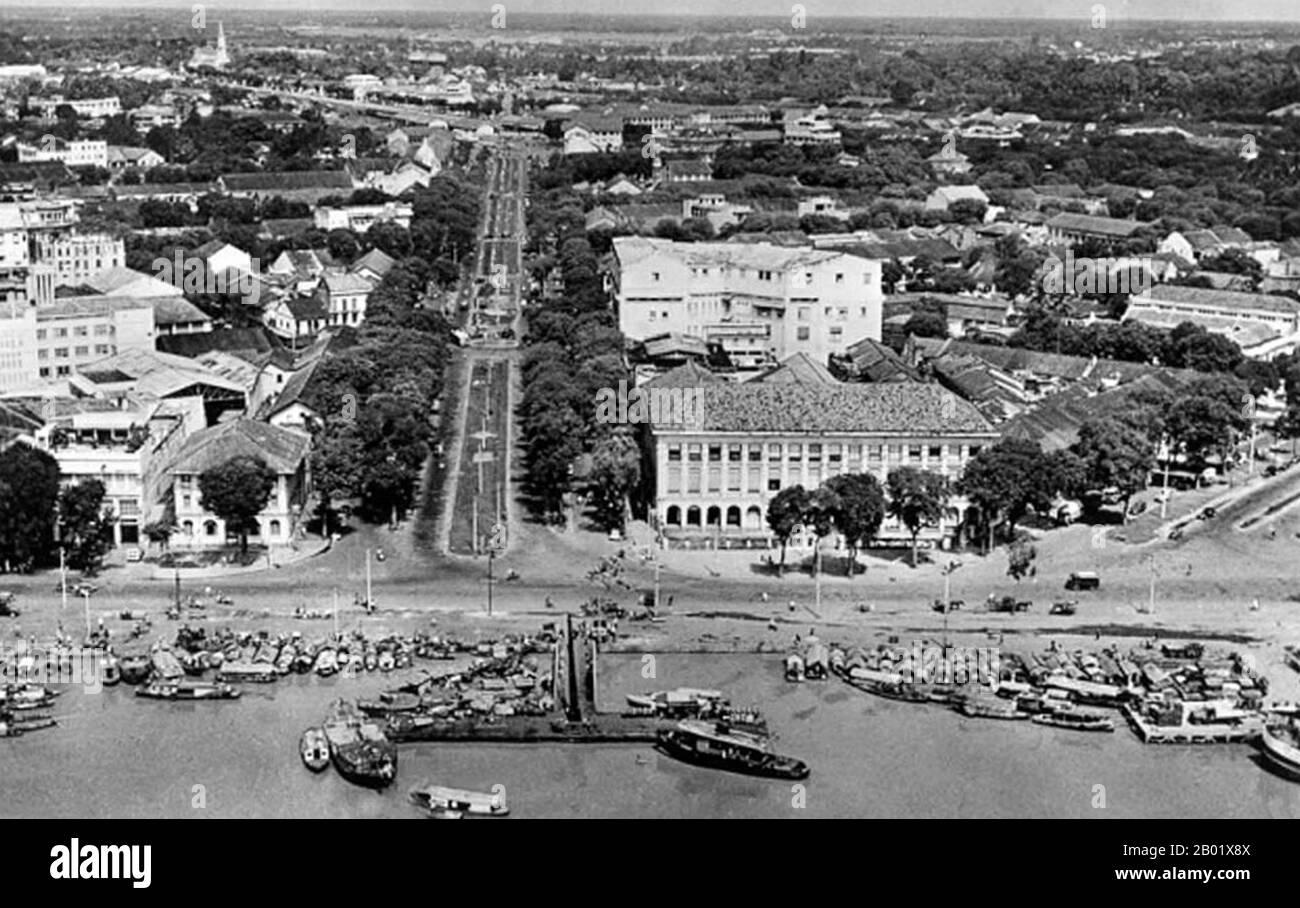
top-left (1122, 704), bottom-right (1262, 744)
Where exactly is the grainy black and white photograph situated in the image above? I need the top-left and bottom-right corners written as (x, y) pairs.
top-left (0, 0), bottom-right (1297, 861)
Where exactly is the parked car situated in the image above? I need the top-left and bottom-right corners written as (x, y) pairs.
top-left (1064, 571), bottom-right (1101, 591)
top-left (1127, 499), bottom-right (1148, 517)
top-left (1197, 507), bottom-right (1218, 521)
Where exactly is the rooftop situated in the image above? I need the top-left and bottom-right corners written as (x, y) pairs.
top-left (167, 418), bottom-right (310, 475)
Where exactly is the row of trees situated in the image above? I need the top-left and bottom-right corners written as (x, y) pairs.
top-left (766, 467), bottom-right (952, 573)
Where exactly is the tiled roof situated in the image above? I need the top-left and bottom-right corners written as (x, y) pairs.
top-left (156, 327), bottom-right (281, 360)
top-left (1139, 284), bottom-right (1300, 315)
top-left (643, 360), bottom-right (724, 388)
top-left (267, 358), bottom-right (323, 418)
top-left (1047, 213), bottom-right (1148, 238)
top-left (321, 272), bottom-right (373, 295)
top-left (652, 381), bottom-right (994, 435)
top-left (751, 352), bottom-right (839, 386)
top-left (614, 236), bottom-right (851, 271)
top-left (221, 170), bottom-right (354, 192)
top-left (167, 418), bottom-right (310, 475)
top-left (350, 247), bottom-right (396, 278)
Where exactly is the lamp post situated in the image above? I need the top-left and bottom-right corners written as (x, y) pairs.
top-left (941, 559), bottom-right (963, 649)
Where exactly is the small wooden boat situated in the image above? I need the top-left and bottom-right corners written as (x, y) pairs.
top-left (409, 784), bottom-right (508, 817)
top-left (377, 649), bottom-right (395, 672)
top-left (118, 654), bottom-right (152, 685)
top-left (315, 648), bottom-right (339, 677)
top-left (100, 655), bottom-right (121, 686)
top-left (9, 715), bottom-right (56, 733)
top-left (299, 727), bottom-right (331, 772)
top-left (958, 695), bottom-right (1028, 720)
top-left (215, 663), bottom-right (278, 684)
top-left (364, 649), bottom-right (378, 672)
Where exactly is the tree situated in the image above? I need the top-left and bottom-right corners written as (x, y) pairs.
top-left (0, 442), bottom-right (60, 573)
top-left (824, 473), bottom-right (885, 575)
top-left (587, 431), bottom-right (641, 532)
top-left (1007, 536), bottom-right (1037, 582)
top-left (802, 486), bottom-right (841, 575)
top-left (959, 439), bottom-right (1070, 546)
top-left (143, 518), bottom-right (177, 553)
top-left (198, 456), bottom-right (277, 555)
top-left (1070, 416), bottom-right (1156, 520)
top-left (57, 480), bottom-right (116, 576)
top-left (886, 467), bottom-right (949, 567)
top-left (766, 485), bottom-right (809, 575)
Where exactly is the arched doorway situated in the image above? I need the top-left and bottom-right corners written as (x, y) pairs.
top-left (666, 505), bottom-right (681, 526)
top-left (686, 506), bottom-right (701, 527)
top-left (726, 506), bottom-right (741, 527)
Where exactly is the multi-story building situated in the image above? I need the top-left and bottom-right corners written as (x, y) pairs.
top-left (30, 232), bottom-right (125, 287)
top-left (316, 273), bottom-right (372, 328)
top-left (782, 106), bottom-right (842, 146)
top-left (31, 95), bottom-right (122, 118)
top-left (33, 296), bottom-right (155, 380)
top-left (17, 138), bottom-right (109, 169)
top-left (166, 419), bottom-right (311, 549)
top-left (611, 236), bottom-right (883, 368)
top-left (31, 395), bottom-right (202, 547)
top-left (0, 303), bottom-right (39, 391)
top-left (646, 377), bottom-right (998, 550)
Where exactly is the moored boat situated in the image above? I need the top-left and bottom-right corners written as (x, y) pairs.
top-left (656, 720), bottom-right (810, 781)
top-left (118, 654), bottom-right (151, 685)
top-left (958, 695), bottom-right (1028, 720)
top-left (323, 701), bottom-right (397, 788)
top-left (135, 680), bottom-right (240, 700)
top-left (214, 663), bottom-right (278, 684)
top-left (1031, 710), bottom-right (1115, 732)
top-left (1259, 719), bottom-right (1300, 780)
top-left (315, 648), bottom-right (339, 677)
top-left (299, 727), bottom-right (330, 772)
top-left (409, 784), bottom-right (508, 817)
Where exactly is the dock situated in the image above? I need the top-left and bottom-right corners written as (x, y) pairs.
top-left (386, 615), bottom-right (669, 745)
top-left (1122, 704), bottom-right (1262, 744)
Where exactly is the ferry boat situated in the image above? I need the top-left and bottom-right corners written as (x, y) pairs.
top-left (136, 680), bottom-right (241, 700)
top-left (1259, 719), bottom-right (1300, 780)
top-left (323, 701), bottom-right (397, 789)
top-left (409, 784), bottom-right (509, 817)
top-left (1031, 710), bottom-right (1115, 732)
top-left (299, 727), bottom-right (331, 772)
top-left (656, 720), bottom-right (810, 781)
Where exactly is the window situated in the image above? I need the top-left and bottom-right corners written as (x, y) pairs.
top-left (909, 445), bottom-right (922, 462)
top-left (36, 329), bottom-right (46, 341)
top-left (929, 445), bottom-right (943, 459)
top-left (708, 445), bottom-right (722, 463)
top-left (75, 346), bottom-right (88, 357)
top-left (768, 443), bottom-right (781, 463)
top-left (668, 445), bottom-right (682, 463)
top-left (797, 327), bottom-right (810, 340)
top-left (788, 444), bottom-right (802, 463)
top-left (748, 446), bottom-right (761, 462)
top-left (74, 326), bottom-right (88, 337)
top-left (830, 327), bottom-right (843, 339)
top-left (828, 445), bottom-right (842, 466)
top-left (39, 367), bottom-right (49, 377)
top-left (37, 349), bottom-right (48, 361)
top-left (808, 444), bottom-right (822, 464)
top-left (95, 345), bottom-right (109, 355)
top-left (56, 328), bottom-right (68, 338)
top-left (728, 445), bottom-right (742, 462)
top-left (651, 272), bottom-right (660, 282)
top-left (204, 520), bottom-right (218, 537)
top-left (835, 273), bottom-right (844, 284)
top-left (687, 444), bottom-right (702, 463)
top-left (768, 478), bottom-right (781, 491)
top-left (54, 347), bottom-right (68, 359)
top-left (798, 308), bottom-right (808, 321)
top-left (94, 325), bottom-right (109, 336)
top-left (969, 445), bottom-right (983, 458)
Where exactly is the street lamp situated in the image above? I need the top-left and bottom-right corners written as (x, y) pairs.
top-left (941, 559), bottom-right (963, 648)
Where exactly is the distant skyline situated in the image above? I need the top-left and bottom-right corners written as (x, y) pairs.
top-left (4, 0), bottom-right (1300, 23)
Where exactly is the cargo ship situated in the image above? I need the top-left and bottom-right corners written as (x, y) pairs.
top-left (656, 720), bottom-right (810, 781)
top-left (323, 700), bottom-right (397, 789)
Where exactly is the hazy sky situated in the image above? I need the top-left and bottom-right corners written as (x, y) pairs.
top-left (7, 0), bottom-right (1300, 21)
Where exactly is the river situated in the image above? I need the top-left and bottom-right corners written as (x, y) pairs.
top-left (3, 653), bottom-right (1298, 819)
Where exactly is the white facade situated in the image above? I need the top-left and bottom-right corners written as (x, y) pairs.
top-left (34, 299), bottom-right (155, 381)
top-left (0, 306), bottom-right (39, 391)
top-left (32, 95), bottom-right (122, 118)
top-left (313, 202), bottom-right (413, 232)
top-left (32, 233), bottom-right (126, 287)
top-left (18, 138), bottom-right (109, 168)
top-left (613, 237), bottom-right (883, 367)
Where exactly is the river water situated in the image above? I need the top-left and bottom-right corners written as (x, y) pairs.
top-left (3, 653), bottom-right (1298, 819)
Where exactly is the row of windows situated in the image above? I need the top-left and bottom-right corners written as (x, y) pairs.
top-left (36, 325), bottom-right (113, 340)
top-left (667, 443), bottom-right (980, 463)
top-left (664, 463), bottom-right (963, 496)
top-left (658, 269), bottom-right (870, 285)
top-left (38, 345), bottom-right (111, 360)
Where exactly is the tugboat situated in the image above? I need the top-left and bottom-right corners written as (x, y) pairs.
top-left (135, 680), bottom-right (241, 700)
top-left (323, 700), bottom-right (397, 789)
top-left (409, 784), bottom-right (509, 817)
top-left (1259, 717), bottom-right (1300, 780)
top-left (299, 727), bottom-right (331, 772)
top-left (656, 720), bottom-right (810, 781)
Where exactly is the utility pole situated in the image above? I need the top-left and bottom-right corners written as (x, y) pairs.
top-left (365, 548), bottom-right (372, 611)
top-left (487, 545), bottom-right (494, 617)
top-left (1159, 436), bottom-right (1172, 520)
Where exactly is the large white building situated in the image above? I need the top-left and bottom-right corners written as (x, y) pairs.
top-left (31, 95), bottom-right (122, 119)
top-left (612, 237), bottom-right (883, 368)
top-left (645, 372), bottom-right (998, 550)
top-left (17, 138), bottom-right (109, 169)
